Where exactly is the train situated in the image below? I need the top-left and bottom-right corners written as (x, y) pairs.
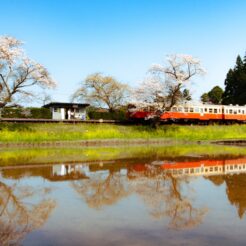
top-left (128, 103), bottom-right (246, 124)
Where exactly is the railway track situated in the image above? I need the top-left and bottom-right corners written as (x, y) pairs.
top-left (0, 118), bottom-right (124, 124)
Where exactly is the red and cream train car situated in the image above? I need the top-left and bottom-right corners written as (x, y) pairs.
top-left (128, 103), bottom-right (246, 124)
top-left (161, 104), bottom-right (246, 123)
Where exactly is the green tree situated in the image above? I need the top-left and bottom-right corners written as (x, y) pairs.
top-left (222, 55), bottom-right (246, 105)
top-left (208, 86), bottom-right (224, 104)
top-left (200, 86), bottom-right (224, 104)
top-left (182, 89), bottom-right (192, 101)
top-left (200, 93), bottom-right (209, 103)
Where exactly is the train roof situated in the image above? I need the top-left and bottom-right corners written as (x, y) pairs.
top-left (173, 103), bottom-right (246, 108)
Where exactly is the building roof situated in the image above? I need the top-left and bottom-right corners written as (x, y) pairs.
top-left (43, 102), bottom-right (90, 109)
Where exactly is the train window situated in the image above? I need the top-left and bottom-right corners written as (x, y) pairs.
top-left (204, 108), bottom-right (207, 112)
top-left (205, 168), bottom-right (208, 172)
top-left (184, 107), bottom-right (188, 112)
top-left (242, 110), bottom-right (245, 114)
top-left (209, 108), bottom-right (213, 113)
top-left (222, 109), bottom-right (224, 113)
top-left (210, 167), bottom-right (213, 171)
top-left (200, 108), bottom-right (204, 113)
top-left (190, 168), bottom-right (194, 173)
top-left (243, 165), bottom-right (245, 169)
top-left (214, 108), bottom-right (218, 113)
top-left (194, 107), bottom-right (199, 113)
top-left (185, 169), bottom-right (189, 174)
top-left (230, 165), bottom-right (233, 170)
top-left (172, 107), bottom-right (177, 112)
top-left (235, 165), bottom-right (238, 169)
top-left (178, 170), bottom-right (183, 174)
top-left (178, 107), bottom-right (183, 112)
top-left (215, 167), bottom-right (218, 171)
top-left (229, 109), bottom-right (233, 114)
top-left (190, 108), bottom-right (194, 113)
top-left (234, 110), bottom-right (237, 114)
top-left (238, 109), bottom-right (241, 113)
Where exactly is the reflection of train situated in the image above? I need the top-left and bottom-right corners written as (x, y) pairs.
top-left (157, 158), bottom-right (246, 177)
top-left (128, 103), bottom-right (246, 124)
top-left (2, 158), bottom-right (246, 181)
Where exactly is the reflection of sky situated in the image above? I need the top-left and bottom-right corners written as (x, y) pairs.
top-left (1, 162), bottom-right (246, 245)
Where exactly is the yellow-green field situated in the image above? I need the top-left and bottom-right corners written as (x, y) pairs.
top-left (0, 122), bottom-right (245, 143)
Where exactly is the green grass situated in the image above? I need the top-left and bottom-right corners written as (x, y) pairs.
top-left (0, 122), bottom-right (246, 143)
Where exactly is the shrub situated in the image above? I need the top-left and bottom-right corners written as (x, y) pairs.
top-left (87, 107), bottom-right (127, 121)
top-left (1, 107), bottom-right (52, 119)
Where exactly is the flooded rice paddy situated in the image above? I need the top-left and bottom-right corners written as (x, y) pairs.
top-left (1, 144), bottom-right (246, 245)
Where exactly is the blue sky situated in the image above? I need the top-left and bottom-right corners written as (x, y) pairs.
top-left (1, 0), bottom-right (246, 104)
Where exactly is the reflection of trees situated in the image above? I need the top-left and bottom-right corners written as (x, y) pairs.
top-left (0, 181), bottom-right (56, 245)
top-left (72, 164), bottom-right (207, 229)
top-left (205, 175), bottom-right (224, 186)
top-left (207, 173), bottom-right (246, 218)
top-left (72, 170), bottom-right (129, 209)
top-left (129, 165), bottom-right (207, 230)
top-left (225, 174), bottom-right (246, 218)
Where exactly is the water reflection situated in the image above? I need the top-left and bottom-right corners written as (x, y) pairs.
top-left (1, 156), bottom-right (246, 244)
top-left (129, 168), bottom-right (207, 229)
top-left (0, 181), bottom-right (56, 245)
top-left (206, 174), bottom-right (246, 218)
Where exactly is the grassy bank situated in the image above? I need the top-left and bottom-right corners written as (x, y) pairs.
top-left (0, 122), bottom-right (246, 143)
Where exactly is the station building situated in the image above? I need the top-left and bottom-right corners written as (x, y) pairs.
top-left (43, 102), bottom-right (90, 120)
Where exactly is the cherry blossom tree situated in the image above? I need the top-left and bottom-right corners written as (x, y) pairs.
top-left (130, 76), bottom-right (167, 110)
top-left (131, 54), bottom-right (205, 111)
top-left (73, 73), bottom-right (129, 112)
top-left (0, 36), bottom-right (56, 108)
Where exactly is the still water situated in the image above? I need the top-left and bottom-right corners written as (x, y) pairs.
top-left (1, 146), bottom-right (246, 245)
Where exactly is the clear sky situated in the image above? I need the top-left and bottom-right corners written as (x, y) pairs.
top-left (1, 0), bottom-right (246, 104)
